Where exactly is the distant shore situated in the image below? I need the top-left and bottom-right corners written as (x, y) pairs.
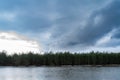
top-left (1, 65), bottom-right (120, 67)
top-left (0, 51), bottom-right (120, 66)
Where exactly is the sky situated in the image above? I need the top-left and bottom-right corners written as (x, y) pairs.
top-left (0, 0), bottom-right (120, 53)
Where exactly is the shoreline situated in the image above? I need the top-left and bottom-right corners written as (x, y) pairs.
top-left (1, 64), bottom-right (120, 67)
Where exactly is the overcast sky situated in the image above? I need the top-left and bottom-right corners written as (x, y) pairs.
top-left (0, 0), bottom-right (120, 52)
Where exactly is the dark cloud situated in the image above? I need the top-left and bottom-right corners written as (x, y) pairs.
top-left (0, 0), bottom-right (106, 33)
top-left (0, 0), bottom-right (120, 52)
top-left (0, 0), bottom-right (57, 33)
top-left (50, 0), bottom-right (120, 50)
top-left (111, 28), bottom-right (120, 39)
top-left (16, 16), bottom-right (52, 32)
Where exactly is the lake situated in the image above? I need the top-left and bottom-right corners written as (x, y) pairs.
top-left (0, 66), bottom-right (120, 80)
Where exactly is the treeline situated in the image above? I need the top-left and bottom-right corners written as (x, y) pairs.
top-left (0, 51), bottom-right (120, 66)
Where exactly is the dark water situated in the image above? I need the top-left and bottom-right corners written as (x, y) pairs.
top-left (0, 66), bottom-right (120, 80)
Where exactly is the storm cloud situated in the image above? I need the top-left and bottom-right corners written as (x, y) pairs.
top-left (48, 0), bottom-right (120, 51)
top-left (0, 0), bottom-right (120, 52)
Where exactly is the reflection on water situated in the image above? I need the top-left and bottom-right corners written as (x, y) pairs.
top-left (0, 66), bottom-right (120, 80)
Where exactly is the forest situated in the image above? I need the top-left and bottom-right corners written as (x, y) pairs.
top-left (0, 51), bottom-right (120, 66)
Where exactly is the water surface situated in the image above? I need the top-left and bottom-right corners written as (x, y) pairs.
top-left (0, 66), bottom-right (120, 80)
